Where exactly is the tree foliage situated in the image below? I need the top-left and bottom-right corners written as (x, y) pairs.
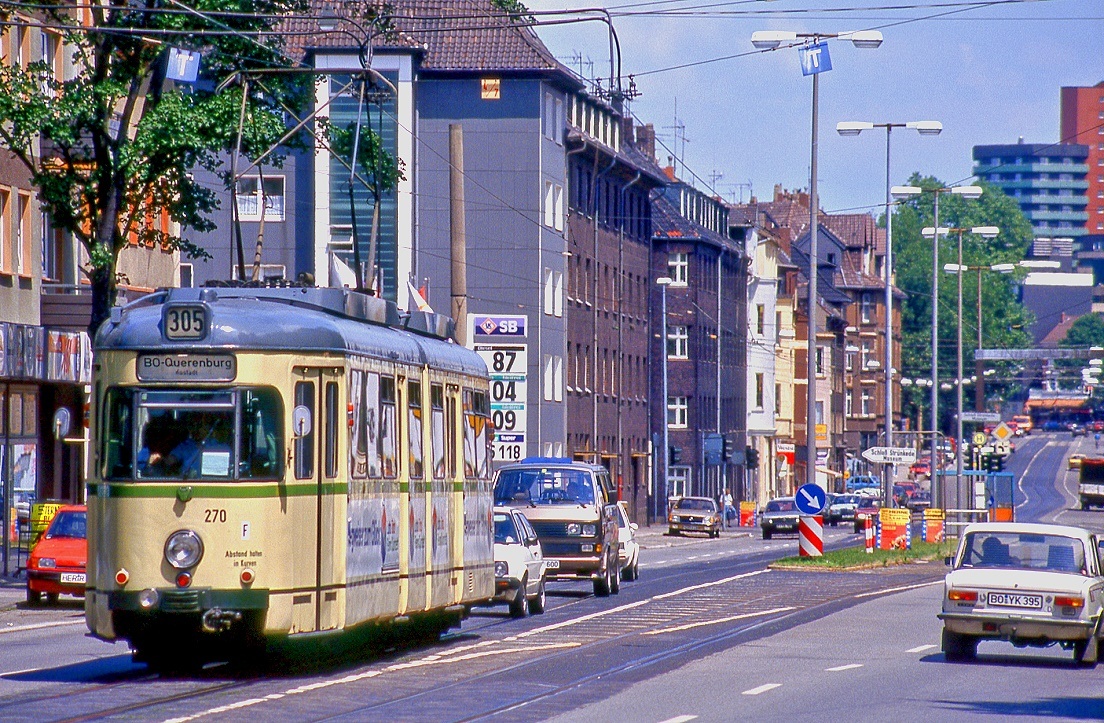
top-left (1057, 314), bottom-right (1104, 390)
top-left (892, 174), bottom-right (1035, 428)
top-left (0, 1), bottom-right (312, 333)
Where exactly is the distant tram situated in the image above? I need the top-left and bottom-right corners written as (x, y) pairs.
top-left (85, 286), bottom-right (493, 665)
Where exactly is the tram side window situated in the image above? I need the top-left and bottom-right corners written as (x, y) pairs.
top-left (325, 382), bottom-right (338, 479)
top-left (431, 383), bottom-right (445, 478)
top-left (474, 390), bottom-right (490, 479)
top-left (240, 388), bottom-right (283, 479)
top-left (102, 388), bottom-right (134, 479)
top-left (349, 369), bottom-right (382, 479)
top-left (462, 390), bottom-right (476, 477)
top-left (409, 381), bottom-right (423, 478)
top-left (446, 386), bottom-right (458, 479)
top-left (294, 381), bottom-right (314, 480)
top-left (380, 376), bottom-right (397, 478)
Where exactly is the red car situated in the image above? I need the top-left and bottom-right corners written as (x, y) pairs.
top-left (26, 505), bottom-right (87, 606)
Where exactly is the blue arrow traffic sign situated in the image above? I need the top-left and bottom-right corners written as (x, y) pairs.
top-left (795, 483), bottom-right (827, 515)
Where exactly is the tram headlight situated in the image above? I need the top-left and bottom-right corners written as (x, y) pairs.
top-left (138, 589), bottom-right (159, 609)
top-left (164, 530), bottom-right (204, 569)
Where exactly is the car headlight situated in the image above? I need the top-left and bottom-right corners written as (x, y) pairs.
top-left (37, 558), bottom-right (56, 569)
top-left (566, 523), bottom-right (581, 535)
top-left (582, 524), bottom-right (597, 537)
top-left (164, 530), bottom-right (204, 569)
top-left (494, 561), bottom-right (509, 577)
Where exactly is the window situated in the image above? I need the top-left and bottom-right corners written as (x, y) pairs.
top-left (815, 400), bottom-right (825, 425)
top-left (846, 349), bottom-right (856, 372)
top-left (667, 396), bottom-right (688, 429)
top-left (236, 176), bottom-right (285, 222)
top-left (408, 381), bottom-right (423, 478)
top-left (0, 187), bottom-right (8, 273)
top-left (554, 270), bottom-right (563, 316)
top-left (325, 381), bottom-right (339, 478)
top-left (860, 341), bottom-right (872, 370)
top-left (554, 184), bottom-right (564, 232)
top-left (755, 373), bottom-right (764, 409)
top-left (756, 304), bottom-right (765, 335)
top-left (668, 325), bottom-right (688, 359)
top-left (16, 192), bottom-right (30, 276)
top-left (544, 181), bottom-right (554, 227)
top-left (845, 389), bottom-right (853, 416)
top-left (668, 252), bottom-right (688, 286)
top-left (775, 384), bottom-right (781, 414)
top-left (431, 383), bottom-right (445, 478)
top-left (180, 263), bottom-right (194, 288)
top-left (815, 346), bottom-right (827, 377)
top-left (861, 389), bottom-right (873, 416)
top-left (861, 295), bottom-right (873, 323)
top-left (544, 355), bottom-right (562, 402)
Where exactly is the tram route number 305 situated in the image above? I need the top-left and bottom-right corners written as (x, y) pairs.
top-left (163, 305), bottom-right (208, 341)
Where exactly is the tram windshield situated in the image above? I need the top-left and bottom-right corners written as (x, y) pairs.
top-left (102, 387), bottom-right (283, 481)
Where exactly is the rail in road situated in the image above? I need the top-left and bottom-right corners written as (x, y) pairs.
top-left (0, 531), bottom-right (943, 722)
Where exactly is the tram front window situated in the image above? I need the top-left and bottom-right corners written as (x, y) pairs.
top-left (103, 387), bottom-right (283, 480)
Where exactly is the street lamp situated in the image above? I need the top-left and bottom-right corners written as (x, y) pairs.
top-left (913, 185), bottom-right (982, 508)
top-left (837, 120), bottom-right (942, 505)
top-left (929, 224), bottom-right (998, 484)
top-left (657, 276), bottom-right (673, 521)
top-left (751, 28), bottom-right (882, 491)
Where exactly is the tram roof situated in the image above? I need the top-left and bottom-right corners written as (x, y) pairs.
top-left (95, 287), bottom-right (487, 376)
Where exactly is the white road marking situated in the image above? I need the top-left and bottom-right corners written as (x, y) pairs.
top-left (1, 666), bottom-right (46, 677)
top-left (507, 600), bottom-right (650, 640)
top-left (688, 556), bottom-right (700, 560)
top-left (906, 644), bottom-right (937, 653)
top-left (657, 716), bottom-right (698, 723)
top-left (643, 606), bottom-right (796, 636)
top-left (1017, 438), bottom-right (1053, 513)
top-left (653, 569), bottom-right (769, 600)
top-left (0, 619), bottom-right (85, 635)
top-left (741, 683), bottom-right (782, 696)
top-left (853, 580), bottom-right (941, 599)
top-left (825, 663), bottom-right (863, 672)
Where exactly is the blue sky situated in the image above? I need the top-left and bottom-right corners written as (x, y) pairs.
top-left (526, 0), bottom-right (1101, 216)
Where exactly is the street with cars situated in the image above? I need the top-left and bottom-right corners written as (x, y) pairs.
top-left (0, 431), bottom-right (1102, 720)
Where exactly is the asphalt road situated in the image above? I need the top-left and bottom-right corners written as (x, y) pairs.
top-left (0, 433), bottom-right (1095, 721)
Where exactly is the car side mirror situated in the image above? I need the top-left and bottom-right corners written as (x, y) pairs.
top-left (944, 555), bottom-right (954, 567)
top-left (629, 522), bottom-right (638, 532)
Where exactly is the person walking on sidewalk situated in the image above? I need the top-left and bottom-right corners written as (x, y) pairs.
top-left (722, 489), bottom-right (734, 529)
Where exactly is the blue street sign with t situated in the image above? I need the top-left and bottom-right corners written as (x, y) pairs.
top-left (166, 47), bottom-right (201, 83)
top-left (795, 483), bottom-right (827, 515)
top-left (798, 41), bottom-right (832, 76)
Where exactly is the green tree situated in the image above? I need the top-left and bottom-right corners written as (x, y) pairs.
top-left (0, 1), bottom-right (312, 334)
top-left (1057, 314), bottom-right (1104, 391)
top-left (892, 174), bottom-right (1034, 428)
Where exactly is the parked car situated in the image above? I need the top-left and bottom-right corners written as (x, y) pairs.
top-left (1070, 422), bottom-right (1088, 438)
top-left (760, 497), bottom-right (801, 539)
top-left (1070, 453), bottom-right (1087, 471)
top-left (1093, 420), bottom-right (1104, 433)
top-left (668, 496), bottom-right (721, 538)
top-left (940, 522), bottom-right (1104, 665)
top-left (906, 491), bottom-right (932, 512)
top-left (846, 475), bottom-right (881, 493)
top-left (26, 505), bottom-right (86, 606)
top-left (910, 459), bottom-right (932, 478)
top-left (853, 497), bottom-right (883, 534)
top-left (828, 494), bottom-right (861, 524)
top-left (615, 501), bottom-right (640, 581)
top-left (491, 507), bottom-right (547, 617)
top-left (1043, 419), bottom-right (1064, 431)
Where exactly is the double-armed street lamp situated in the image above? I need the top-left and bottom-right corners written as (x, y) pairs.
top-left (928, 225), bottom-right (1000, 485)
top-left (837, 120), bottom-right (942, 505)
top-left (750, 28), bottom-right (882, 490)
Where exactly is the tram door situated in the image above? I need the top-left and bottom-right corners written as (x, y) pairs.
top-left (292, 367), bottom-right (343, 633)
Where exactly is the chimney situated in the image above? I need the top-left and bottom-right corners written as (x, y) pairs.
top-left (774, 184), bottom-right (783, 202)
top-left (620, 117), bottom-right (633, 149)
top-left (635, 123), bottom-right (656, 161)
top-left (663, 165), bottom-right (676, 181)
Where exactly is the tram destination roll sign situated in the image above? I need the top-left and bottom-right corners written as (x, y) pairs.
top-left (472, 315), bottom-right (528, 463)
top-left (136, 353), bottom-right (236, 382)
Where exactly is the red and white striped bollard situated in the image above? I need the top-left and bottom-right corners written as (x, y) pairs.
top-left (798, 515), bottom-right (823, 557)
top-left (864, 516), bottom-right (875, 554)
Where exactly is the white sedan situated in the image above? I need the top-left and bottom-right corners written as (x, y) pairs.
top-left (616, 501), bottom-right (640, 581)
top-left (939, 522), bottom-right (1104, 665)
top-left (492, 507), bottom-right (547, 617)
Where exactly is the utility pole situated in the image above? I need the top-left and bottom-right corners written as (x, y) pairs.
top-left (449, 124), bottom-right (468, 345)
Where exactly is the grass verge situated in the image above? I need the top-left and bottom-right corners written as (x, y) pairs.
top-left (771, 540), bottom-right (957, 571)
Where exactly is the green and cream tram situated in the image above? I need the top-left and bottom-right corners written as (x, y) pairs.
top-left (85, 286), bottom-right (493, 663)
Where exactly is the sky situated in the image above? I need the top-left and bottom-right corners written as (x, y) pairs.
top-left (525, 0), bottom-right (1102, 217)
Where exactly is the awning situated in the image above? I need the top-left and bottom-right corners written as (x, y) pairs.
top-left (1024, 398), bottom-right (1089, 410)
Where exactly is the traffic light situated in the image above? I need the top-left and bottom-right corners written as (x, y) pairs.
top-left (746, 446), bottom-right (760, 468)
top-left (983, 454), bottom-right (1005, 473)
top-left (669, 446), bottom-right (682, 465)
top-left (723, 436), bottom-right (735, 462)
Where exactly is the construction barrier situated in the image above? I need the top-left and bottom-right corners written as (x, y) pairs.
top-left (798, 515), bottom-right (824, 557)
top-left (864, 516), bottom-right (874, 554)
top-left (739, 501), bottom-right (756, 527)
top-left (924, 508), bottom-right (945, 543)
top-left (879, 508), bottom-right (912, 550)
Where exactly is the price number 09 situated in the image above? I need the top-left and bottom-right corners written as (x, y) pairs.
top-left (492, 410), bottom-right (517, 432)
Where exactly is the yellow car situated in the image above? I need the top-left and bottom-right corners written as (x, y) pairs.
top-left (1070, 453), bottom-right (1086, 470)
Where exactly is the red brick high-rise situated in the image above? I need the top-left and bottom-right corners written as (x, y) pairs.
top-left (1062, 81), bottom-right (1104, 235)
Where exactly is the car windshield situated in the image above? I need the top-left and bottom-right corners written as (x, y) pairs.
top-left (766, 499), bottom-right (796, 512)
top-left (960, 531), bottom-right (1088, 574)
top-left (46, 511), bottom-right (86, 540)
top-left (494, 468), bottom-right (595, 506)
top-left (676, 498), bottom-right (714, 511)
top-left (833, 496), bottom-right (859, 506)
top-left (494, 512), bottom-right (520, 544)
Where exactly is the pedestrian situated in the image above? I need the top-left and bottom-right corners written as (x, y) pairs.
top-left (722, 489), bottom-right (734, 529)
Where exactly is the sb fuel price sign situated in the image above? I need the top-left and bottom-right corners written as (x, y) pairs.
top-left (472, 315), bottom-right (529, 463)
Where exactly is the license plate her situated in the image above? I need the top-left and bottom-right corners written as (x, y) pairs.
top-left (60, 573), bottom-right (86, 584)
top-left (544, 559), bottom-right (559, 569)
top-left (987, 592), bottom-right (1042, 609)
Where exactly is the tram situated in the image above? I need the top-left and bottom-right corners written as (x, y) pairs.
top-left (85, 286), bottom-right (493, 664)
